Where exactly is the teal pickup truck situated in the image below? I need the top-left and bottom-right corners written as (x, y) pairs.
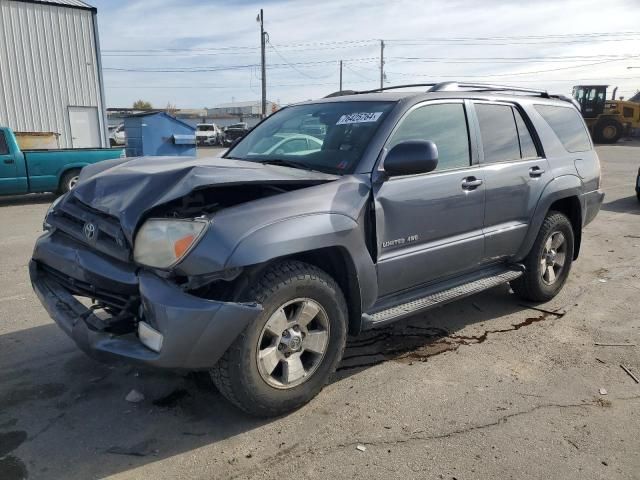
top-left (0, 126), bottom-right (125, 196)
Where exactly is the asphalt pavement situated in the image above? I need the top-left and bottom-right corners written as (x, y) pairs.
top-left (0, 143), bottom-right (639, 480)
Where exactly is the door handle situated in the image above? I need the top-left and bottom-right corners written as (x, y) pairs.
top-left (529, 166), bottom-right (545, 177)
top-left (3, 159), bottom-right (14, 164)
top-left (461, 177), bottom-right (483, 190)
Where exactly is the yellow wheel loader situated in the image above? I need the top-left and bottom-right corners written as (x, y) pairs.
top-left (573, 85), bottom-right (640, 143)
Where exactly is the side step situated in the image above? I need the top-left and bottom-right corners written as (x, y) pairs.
top-left (362, 267), bottom-right (523, 329)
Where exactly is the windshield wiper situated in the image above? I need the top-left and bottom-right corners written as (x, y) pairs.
top-left (257, 159), bottom-right (319, 172)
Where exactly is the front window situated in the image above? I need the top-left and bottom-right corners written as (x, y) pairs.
top-left (227, 101), bottom-right (395, 174)
top-left (197, 125), bottom-right (214, 131)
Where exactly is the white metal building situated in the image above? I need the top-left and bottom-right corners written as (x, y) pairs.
top-left (0, 0), bottom-right (108, 148)
top-left (207, 100), bottom-right (278, 116)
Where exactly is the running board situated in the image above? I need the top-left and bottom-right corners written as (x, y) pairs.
top-left (362, 267), bottom-right (523, 329)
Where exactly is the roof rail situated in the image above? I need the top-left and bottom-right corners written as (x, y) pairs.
top-left (428, 82), bottom-right (550, 98)
top-left (355, 83), bottom-right (438, 94)
top-left (325, 81), bottom-right (571, 103)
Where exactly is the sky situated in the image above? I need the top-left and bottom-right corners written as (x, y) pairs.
top-left (91, 0), bottom-right (640, 109)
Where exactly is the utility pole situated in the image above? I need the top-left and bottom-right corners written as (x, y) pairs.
top-left (258, 9), bottom-right (267, 118)
top-left (379, 40), bottom-right (384, 89)
top-left (339, 60), bottom-right (343, 91)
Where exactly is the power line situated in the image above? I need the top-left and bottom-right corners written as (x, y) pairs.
top-left (343, 64), bottom-right (374, 81)
top-left (267, 40), bottom-right (331, 80)
top-left (382, 57), bottom-right (640, 79)
top-left (101, 39), bottom-right (377, 53)
top-left (389, 54), bottom-right (639, 64)
top-left (100, 31), bottom-right (640, 53)
top-left (102, 57), bottom-right (379, 73)
top-left (106, 80), bottom-right (374, 89)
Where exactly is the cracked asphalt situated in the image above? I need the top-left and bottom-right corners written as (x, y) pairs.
top-left (1, 143), bottom-right (639, 479)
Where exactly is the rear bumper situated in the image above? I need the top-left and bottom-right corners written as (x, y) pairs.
top-left (582, 189), bottom-right (605, 227)
top-left (30, 234), bottom-right (261, 370)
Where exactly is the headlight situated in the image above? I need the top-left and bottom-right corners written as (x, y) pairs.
top-left (43, 195), bottom-right (65, 230)
top-left (133, 219), bottom-right (208, 269)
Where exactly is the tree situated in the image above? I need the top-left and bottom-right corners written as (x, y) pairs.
top-left (133, 100), bottom-right (152, 110)
top-left (165, 102), bottom-right (178, 116)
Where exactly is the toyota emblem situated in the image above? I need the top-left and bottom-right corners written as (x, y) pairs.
top-left (83, 222), bottom-right (97, 241)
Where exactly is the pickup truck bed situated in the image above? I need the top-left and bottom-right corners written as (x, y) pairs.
top-left (0, 126), bottom-right (124, 196)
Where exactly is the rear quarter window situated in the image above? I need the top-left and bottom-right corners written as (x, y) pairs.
top-left (534, 104), bottom-right (591, 153)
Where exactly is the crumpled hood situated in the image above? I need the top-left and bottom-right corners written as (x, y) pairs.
top-left (72, 155), bottom-right (338, 241)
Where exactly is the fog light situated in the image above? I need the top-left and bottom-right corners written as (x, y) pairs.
top-left (138, 321), bottom-right (163, 352)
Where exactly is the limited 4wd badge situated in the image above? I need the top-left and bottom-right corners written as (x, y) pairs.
top-left (382, 234), bottom-right (419, 248)
top-left (336, 112), bottom-right (384, 125)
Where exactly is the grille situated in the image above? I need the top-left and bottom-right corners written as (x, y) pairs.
top-left (40, 263), bottom-right (137, 313)
top-left (47, 196), bottom-right (131, 262)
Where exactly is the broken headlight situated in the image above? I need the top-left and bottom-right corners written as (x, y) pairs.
top-left (43, 194), bottom-right (65, 230)
top-left (133, 218), bottom-right (208, 269)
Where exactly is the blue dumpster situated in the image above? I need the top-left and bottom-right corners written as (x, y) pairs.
top-left (124, 112), bottom-right (196, 157)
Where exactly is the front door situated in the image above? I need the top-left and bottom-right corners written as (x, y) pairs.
top-left (68, 106), bottom-right (100, 148)
top-left (374, 101), bottom-right (486, 297)
top-left (0, 130), bottom-right (24, 194)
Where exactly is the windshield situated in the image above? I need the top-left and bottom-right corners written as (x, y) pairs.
top-left (197, 125), bottom-right (214, 131)
top-left (226, 101), bottom-right (395, 174)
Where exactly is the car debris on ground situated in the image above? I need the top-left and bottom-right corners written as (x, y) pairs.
top-left (125, 389), bottom-right (145, 403)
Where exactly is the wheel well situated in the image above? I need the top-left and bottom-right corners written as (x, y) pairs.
top-left (286, 247), bottom-right (362, 335)
top-left (548, 197), bottom-right (582, 259)
top-left (57, 167), bottom-right (81, 192)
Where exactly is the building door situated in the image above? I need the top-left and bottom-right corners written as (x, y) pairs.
top-left (68, 107), bottom-right (100, 148)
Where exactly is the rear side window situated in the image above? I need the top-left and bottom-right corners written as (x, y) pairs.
top-left (475, 104), bottom-right (521, 163)
top-left (534, 105), bottom-right (591, 152)
top-left (0, 132), bottom-right (8, 155)
top-left (388, 103), bottom-right (470, 171)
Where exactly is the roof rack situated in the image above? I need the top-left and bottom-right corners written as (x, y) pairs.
top-left (427, 82), bottom-right (550, 98)
top-left (356, 83), bottom-right (438, 94)
top-left (324, 82), bottom-right (583, 106)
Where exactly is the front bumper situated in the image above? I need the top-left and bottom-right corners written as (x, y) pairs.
top-left (30, 233), bottom-right (262, 370)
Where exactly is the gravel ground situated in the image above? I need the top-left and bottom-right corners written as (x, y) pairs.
top-left (0, 143), bottom-right (638, 480)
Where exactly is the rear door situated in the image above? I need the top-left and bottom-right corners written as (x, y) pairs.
top-left (373, 100), bottom-right (486, 296)
top-left (472, 102), bottom-right (552, 260)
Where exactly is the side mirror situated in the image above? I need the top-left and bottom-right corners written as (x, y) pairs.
top-left (384, 140), bottom-right (438, 176)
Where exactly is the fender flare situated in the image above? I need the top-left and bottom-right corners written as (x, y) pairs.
top-left (515, 175), bottom-right (583, 260)
top-left (224, 212), bottom-right (378, 312)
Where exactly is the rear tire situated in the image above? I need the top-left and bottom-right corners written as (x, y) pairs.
top-left (511, 211), bottom-right (574, 302)
top-left (594, 118), bottom-right (623, 144)
top-left (58, 169), bottom-right (81, 194)
top-left (210, 260), bottom-right (348, 417)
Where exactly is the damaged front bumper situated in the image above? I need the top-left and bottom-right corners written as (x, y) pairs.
top-left (30, 232), bottom-right (262, 370)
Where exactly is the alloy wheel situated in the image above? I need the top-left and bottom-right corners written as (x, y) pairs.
top-left (256, 298), bottom-right (330, 389)
top-left (540, 231), bottom-right (567, 285)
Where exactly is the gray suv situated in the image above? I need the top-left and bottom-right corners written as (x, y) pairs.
top-left (30, 82), bottom-right (604, 416)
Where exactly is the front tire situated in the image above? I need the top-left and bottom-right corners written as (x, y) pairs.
top-left (594, 118), bottom-right (623, 144)
top-left (511, 211), bottom-right (575, 302)
top-left (211, 261), bottom-right (348, 417)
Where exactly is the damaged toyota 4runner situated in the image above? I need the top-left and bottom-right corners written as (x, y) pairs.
top-left (31, 83), bottom-right (604, 417)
